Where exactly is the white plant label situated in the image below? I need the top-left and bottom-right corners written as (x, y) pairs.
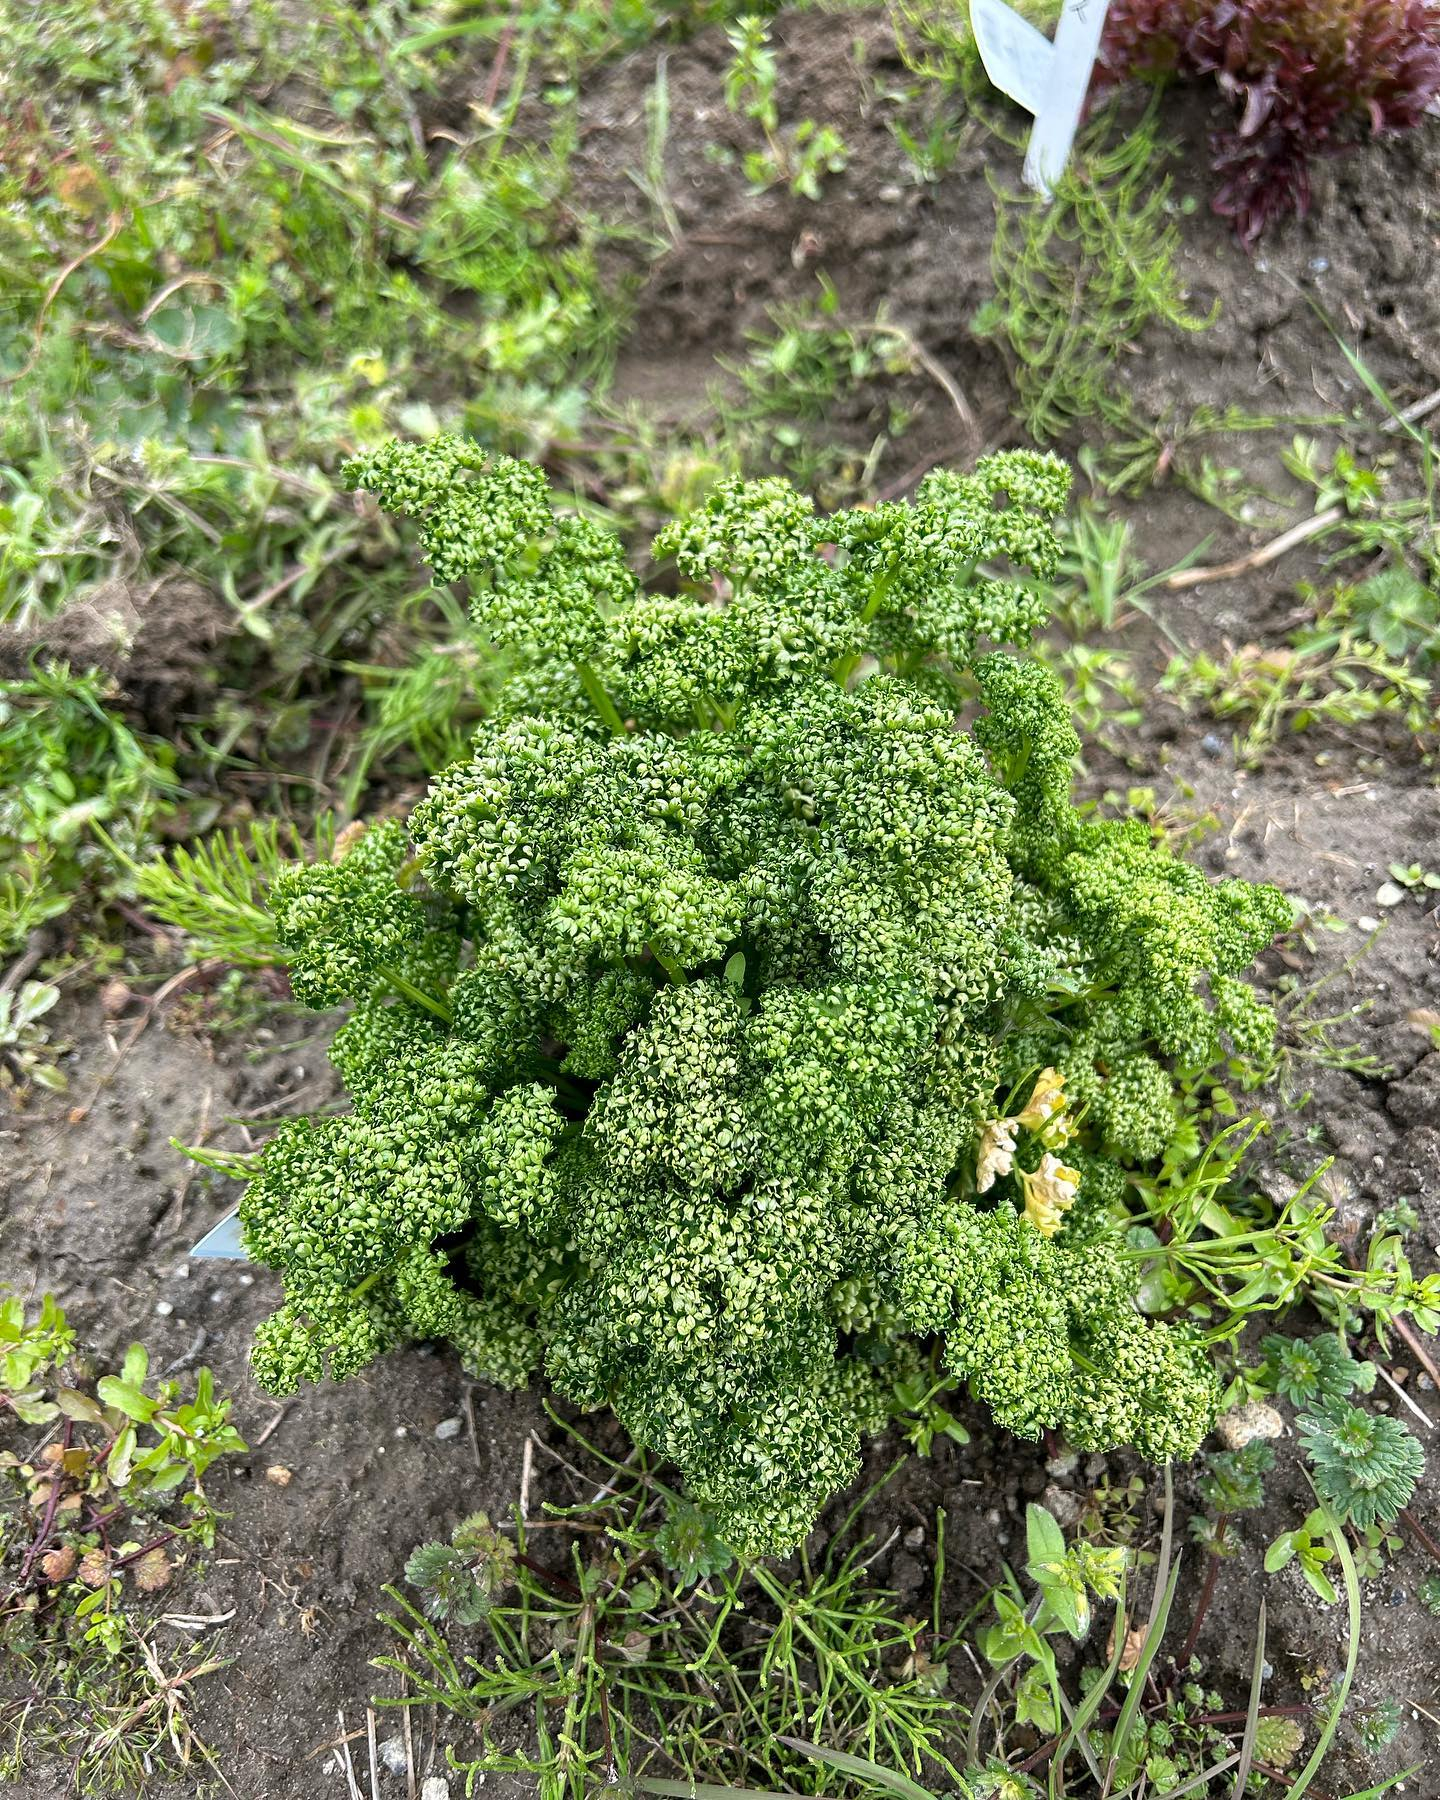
top-left (191, 1206), bottom-right (248, 1260)
top-left (970, 0), bottom-right (1112, 195)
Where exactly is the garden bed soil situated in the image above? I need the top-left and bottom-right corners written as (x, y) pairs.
top-left (5, 10), bottom-right (1440, 1795)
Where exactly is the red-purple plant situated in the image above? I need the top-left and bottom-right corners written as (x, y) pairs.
top-left (1097, 0), bottom-right (1440, 244)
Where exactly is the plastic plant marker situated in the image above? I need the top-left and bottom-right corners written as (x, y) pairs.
top-left (970, 0), bottom-right (1113, 195)
top-left (190, 1207), bottom-right (248, 1260)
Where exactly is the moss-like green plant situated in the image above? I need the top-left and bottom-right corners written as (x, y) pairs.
top-left (209, 435), bottom-right (1290, 1553)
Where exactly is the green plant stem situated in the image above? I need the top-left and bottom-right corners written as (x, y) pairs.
top-left (576, 662), bottom-right (627, 735)
top-left (378, 967), bottom-right (453, 1023)
top-left (965, 1591), bottom-right (1045, 1769)
top-left (648, 945), bottom-right (685, 985)
top-left (862, 562), bottom-right (900, 623)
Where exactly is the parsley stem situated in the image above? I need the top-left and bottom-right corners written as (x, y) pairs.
top-left (648, 945), bottom-right (686, 985)
top-left (380, 967), bottom-right (454, 1023)
top-left (576, 662), bottom-right (627, 735)
top-left (861, 560), bottom-right (899, 622)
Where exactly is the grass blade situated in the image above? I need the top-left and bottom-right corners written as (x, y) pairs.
top-left (1281, 1508), bottom-right (1359, 1800)
top-left (776, 1736), bottom-right (938, 1800)
top-left (1334, 1771), bottom-right (1423, 1800)
top-left (1229, 1599), bottom-right (1266, 1800)
top-left (1103, 1553), bottom-right (1182, 1793)
top-left (636, 1785), bottom-right (802, 1800)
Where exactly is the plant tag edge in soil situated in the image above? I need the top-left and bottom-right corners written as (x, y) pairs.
top-left (190, 1207), bottom-right (248, 1260)
top-left (969, 0), bottom-right (1112, 195)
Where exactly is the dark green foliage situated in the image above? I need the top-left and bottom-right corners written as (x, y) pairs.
top-left (655, 1500), bottom-right (735, 1587)
top-left (234, 436), bottom-right (1290, 1552)
top-left (403, 1512), bottom-right (517, 1625)
top-left (1353, 1695), bottom-right (1404, 1756)
top-left (1297, 1402), bottom-right (1424, 1530)
top-left (1262, 1331), bottom-right (1371, 1408)
top-left (1196, 1442), bottom-right (1274, 1517)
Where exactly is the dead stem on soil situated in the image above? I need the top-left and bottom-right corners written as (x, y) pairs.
top-left (1166, 381), bottom-right (1440, 590)
top-left (462, 1385), bottom-right (482, 1471)
top-left (519, 1431), bottom-right (534, 1525)
top-left (253, 1403), bottom-right (293, 1448)
top-left (70, 963), bottom-right (220, 1123)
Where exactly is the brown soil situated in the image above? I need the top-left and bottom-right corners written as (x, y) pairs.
top-left (5, 9), bottom-right (1440, 1796)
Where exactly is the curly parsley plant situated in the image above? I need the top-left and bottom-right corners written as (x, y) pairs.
top-left (232, 436), bottom-right (1289, 1553)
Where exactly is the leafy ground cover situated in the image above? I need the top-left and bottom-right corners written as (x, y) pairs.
top-left (3, 1), bottom-right (1440, 1795)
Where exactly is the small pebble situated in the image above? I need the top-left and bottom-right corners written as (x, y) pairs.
top-left (173, 1263), bottom-right (190, 1280)
top-left (1216, 1401), bottom-right (1285, 1450)
top-left (434, 1417), bottom-right (463, 1442)
top-left (421, 1779), bottom-right (451, 1800)
top-left (265, 1465), bottom-right (293, 1488)
top-left (155, 1300), bottom-right (175, 1317)
top-left (1042, 1484), bottom-right (1083, 1530)
top-left (239, 1273), bottom-right (254, 1287)
top-left (100, 978), bottom-right (134, 1018)
top-left (379, 1737), bottom-right (408, 1776)
top-left (1200, 732), bottom-right (1225, 758)
top-left (209, 1290), bottom-right (225, 1304)
top-left (1045, 1450), bottom-right (1079, 1480)
top-left (394, 1426), bottom-right (408, 1439)
top-left (1309, 256), bottom-right (1330, 274)
top-left (1391, 1588), bottom-right (1405, 1605)
top-left (903, 1525), bottom-right (925, 1550)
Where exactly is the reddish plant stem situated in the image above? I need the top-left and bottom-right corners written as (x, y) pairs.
top-left (1399, 1506), bottom-right (1440, 1567)
top-left (111, 1530), bottom-right (178, 1572)
top-left (1177, 1516), bottom-right (1228, 1667)
top-left (516, 1552), bottom-right (583, 1602)
top-left (481, 0), bottom-right (523, 111)
top-left (1194, 1704), bottom-right (1309, 1726)
top-left (14, 1421), bottom-right (73, 1592)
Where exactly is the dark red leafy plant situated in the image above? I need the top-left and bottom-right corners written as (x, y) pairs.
top-left (1097, 0), bottom-right (1440, 243)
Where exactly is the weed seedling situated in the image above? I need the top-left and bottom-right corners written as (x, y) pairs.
top-left (0, 1296), bottom-right (244, 1786)
top-left (723, 15), bottom-right (850, 199)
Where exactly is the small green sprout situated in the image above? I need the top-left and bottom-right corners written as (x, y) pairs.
top-left (403, 1512), bottom-right (516, 1625)
top-left (1261, 1331), bottom-right (1371, 1408)
top-left (1265, 1506), bottom-right (1339, 1606)
top-left (655, 1500), bottom-right (734, 1588)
